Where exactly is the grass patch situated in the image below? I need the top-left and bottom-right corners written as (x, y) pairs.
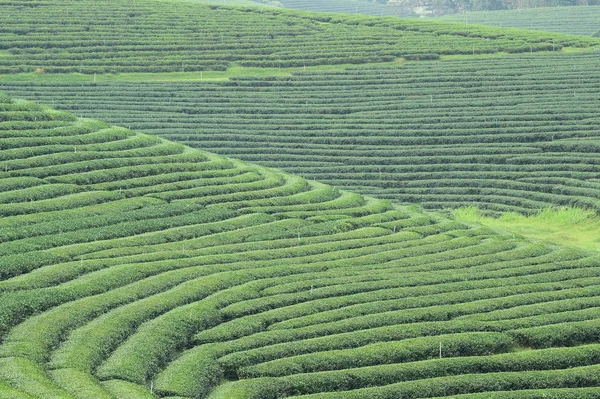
top-left (455, 206), bottom-right (600, 252)
top-left (561, 46), bottom-right (597, 53)
top-left (0, 61), bottom-right (404, 83)
top-left (440, 47), bottom-right (593, 61)
top-left (1, 48), bottom-right (587, 84)
top-left (440, 52), bottom-right (511, 60)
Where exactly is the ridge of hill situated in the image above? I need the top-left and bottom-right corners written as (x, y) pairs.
top-left (0, 0), bottom-right (598, 74)
top-left (262, 0), bottom-right (404, 16)
top-left (172, 0), bottom-right (396, 15)
top-left (5, 52), bottom-right (600, 215)
top-left (2, 94), bottom-right (600, 398)
top-left (440, 6), bottom-right (600, 36)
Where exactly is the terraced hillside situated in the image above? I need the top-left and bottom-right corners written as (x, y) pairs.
top-left (265, 0), bottom-right (403, 16)
top-left (5, 52), bottom-right (600, 214)
top-left (177, 0), bottom-right (266, 6)
top-left (441, 6), bottom-right (600, 36)
top-left (2, 94), bottom-right (600, 398)
top-left (0, 0), bottom-right (598, 74)
top-left (175, 0), bottom-right (393, 13)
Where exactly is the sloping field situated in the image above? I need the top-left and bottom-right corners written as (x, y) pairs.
top-left (441, 6), bottom-right (600, 36)
top-left (268, 0), bottom-right (403, 16)
top-left (171, 0), bottom-right (396, 15)
top-left (2, 94), bottom-right (600, 398)
top-left (4, 52), bottom-right (600, 214)
top-left (175, 0), bottom-right (265, 5)
top-left (0, 0), bottom-right (597, 73)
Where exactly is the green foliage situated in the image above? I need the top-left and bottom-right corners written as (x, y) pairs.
top-left (276, 0), bottom-right (405, 16)
top-left (101, 380), bottom-right (157, 399)
top-left (0, 383), bottom-right (36, 399)
top-left (511, 319), bottom-right (600, 348)
top-left (455, 206), bottom-right (600, 252)
top-left (441, 6), bottom-right (600, 36)
top-left (49, 369), bottom-right (116, 399)
top-left (285, 364), bottom-right (600, 398)
top-left (0, 0), bottom-right (596, 74)
top-left (8, 53), bottom-right (600, 213)
top-left (238, 332), bottom-right (515, 377)
top-left (0, 358), bottom-right (75, 399)
top-left (1, 90), bottom-right (600, 399)
top-left (428, 387), bottom-right (600, 398)
top-left (211, 344), bottom-right (600, 398)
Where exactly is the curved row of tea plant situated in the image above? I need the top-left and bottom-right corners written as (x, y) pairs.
top-left (1, 94), bottom-right (600, 398)
top-left (5, 52), bottom-right (600, 214)
top-left (0, 0), bottom-right (597, 73)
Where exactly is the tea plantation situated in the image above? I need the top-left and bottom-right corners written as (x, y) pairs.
top-left (2, 92), bottom-right (600, 398)
top-left (5, 52), bottom-right (600, 214)
top-left (0, 0), bottom-right (597, 74)
top-left (265, 0), bottom-right (403, 16)
top-left (3, 0), bottom-right (600, 397)
top-left (441, 6), bottom-right (600, 36)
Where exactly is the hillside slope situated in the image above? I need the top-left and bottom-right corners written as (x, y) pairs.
top-left (5, 52), bottom-right (600, 214)
top-left (441, 6), bottom-right (600, 36)
top-left (172, 0), bottom-right (397, 15)
top-left (2, 94), bottom-right (600, 399)
top-left (266, 0), bottom-right (404, 16)
top-left (0, 0), bottom-right (598, 73)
